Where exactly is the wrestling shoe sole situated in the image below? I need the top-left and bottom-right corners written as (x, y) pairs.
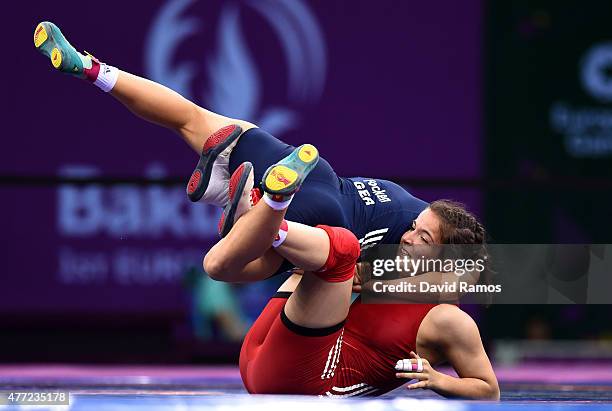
top-left (218, 162), bottom-right (253, 237)
top-left (186, 124), bottom-right (243, 202)
top-left (262, 144), bottom-right (319, 197)
top-left (34, 22), bottom-right (81, 74)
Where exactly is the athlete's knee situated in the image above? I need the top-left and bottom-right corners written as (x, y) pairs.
top-left (314, 225), bottom-right (360, 282)
top-left (202, 252), bottom-right (222, 280)
top-left (203, 251), bottom-right (236, 282)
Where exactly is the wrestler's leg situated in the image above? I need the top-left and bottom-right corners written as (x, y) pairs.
top-left (210, 191), bottom-right (357, 326)
top-left (110, 71), bottom-right (256, 153)
top-left (229, 220), bottom-right (357, 327)
top-left (204, 144), bottom-right (320, 279)
top-left (206, 248), bottom-right (284, 283)
top-left (209, 214), bottom-right (332, 277)
top-left (34, 22), bottom-right (255, 153)
top-left (285, 274), bottom-right (353, 328)
top-left (240, 273), bottom-right (345, 395)
top-left (204, 204), bottom-right (287, 279)
top-left (278, 224), bottom-right (358, 329)
top-left (274, 221), bottom-right (330, 271)
top-left (238, 227), bottom-right (358, 395)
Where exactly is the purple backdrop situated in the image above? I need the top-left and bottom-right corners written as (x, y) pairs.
top-left (2, 0), bottom-right (483, 314)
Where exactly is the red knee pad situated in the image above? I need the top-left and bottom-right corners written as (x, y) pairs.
top-left (314, 225), bottom-right (360, 282)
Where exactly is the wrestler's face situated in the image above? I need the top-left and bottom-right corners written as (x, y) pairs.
top-left (398, 208), bottom-right (442, 259)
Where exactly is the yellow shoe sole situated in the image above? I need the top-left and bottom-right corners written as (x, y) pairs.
top-left (34, 23), bottom-right (48, 48)
top-left (51, 47), bottom-right (62, 68)
top-left (264, 165), bottom-right (298, 192)
top-left (298, 144), bottom-right (318, 163)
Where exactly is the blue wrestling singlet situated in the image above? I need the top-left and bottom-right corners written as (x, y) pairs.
top-left (228, 128), bottom-right (429, 249)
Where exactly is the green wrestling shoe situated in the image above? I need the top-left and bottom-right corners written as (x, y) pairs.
top-left (261, 144), bottom-right (320, 201)
top-left (34, 21), bottom-right (96, 78)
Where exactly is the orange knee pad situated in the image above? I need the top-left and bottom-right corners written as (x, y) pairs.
top-left (314, 225), bottom-right (361, 282)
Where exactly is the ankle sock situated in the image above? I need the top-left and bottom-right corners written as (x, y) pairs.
top-left (272, 220), bottom-right (289, 248)
top-left (92, 64), bottom-right (119, 92)
top-left (263, 194), bottom-right (293, 211)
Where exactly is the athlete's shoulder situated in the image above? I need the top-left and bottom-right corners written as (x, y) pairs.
top-left (422, 305), bottom-right (476, 336)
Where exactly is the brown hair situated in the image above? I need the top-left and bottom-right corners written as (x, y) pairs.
top-left (428, 199), bottom-right (493, 303)
top-left (429, 199), bottom-right (486, 245)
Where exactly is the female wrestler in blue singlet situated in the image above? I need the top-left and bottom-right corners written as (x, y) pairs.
top-left (34, 22), bottom-right (464, 283)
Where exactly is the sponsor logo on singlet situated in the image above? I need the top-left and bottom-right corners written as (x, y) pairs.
top-left (353, 179), bottom-right (392, 206)
top-left (358, 228), bottom-right (389, 250)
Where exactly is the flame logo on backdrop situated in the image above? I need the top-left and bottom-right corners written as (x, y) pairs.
top-left (581, 42), bottom-right (612, 103)
top-left (145, 0), bottom-right (327, 136)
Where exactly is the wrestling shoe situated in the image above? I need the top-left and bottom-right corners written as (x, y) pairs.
top-left (186, 124), bottom-right (243, 205)
top-left (34, 21), bottom-right (99, 80)
top-left (217, 162), bottom-right (262, 237)
top-left (261, 144), bottom-right (319, 201)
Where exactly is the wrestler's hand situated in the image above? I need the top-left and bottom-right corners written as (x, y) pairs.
top-left (352, 264), bottom-right (363, 292)
top-left (395, 351), bottom-right (443, 391)
top-left (352, 262), bottom-right (372, 293)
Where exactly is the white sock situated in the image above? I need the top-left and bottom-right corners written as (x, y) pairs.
top-left (263, 194), bottom-right (293, 211)
top-left (93, 64), bottom-right (119, 92)
top-left (272, 220), bottom-right (289, 248)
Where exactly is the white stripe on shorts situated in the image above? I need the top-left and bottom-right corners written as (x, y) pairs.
top-left (321, 331), bottom-right (343, 379)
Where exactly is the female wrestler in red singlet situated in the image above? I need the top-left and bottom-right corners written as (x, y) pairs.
top-left (204, 145), bottom-right (499, 400)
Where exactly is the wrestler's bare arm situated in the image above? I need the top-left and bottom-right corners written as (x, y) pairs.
top-left (402, 305), bottom-right (500, 400)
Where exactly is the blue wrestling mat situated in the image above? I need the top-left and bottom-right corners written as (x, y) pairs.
top-left (1, 365), bottom-right (611, 410)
